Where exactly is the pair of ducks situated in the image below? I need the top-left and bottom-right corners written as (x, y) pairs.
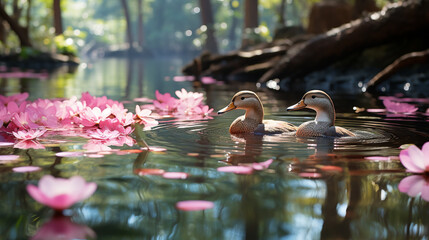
top-left (218, 90), bottom-right (355, 137)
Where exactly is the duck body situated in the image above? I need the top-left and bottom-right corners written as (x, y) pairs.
top-left (218, 91), bottom-right (297, 134)
top-left (287, 90), bottom-right (355, 137)
top-left (295, 121), bottom-right (353, 137)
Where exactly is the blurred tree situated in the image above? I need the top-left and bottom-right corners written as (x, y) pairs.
top-left (120, 0), bottom-right (133, 50)
top-left (53, 0), bottom-right (63, 35)
top-left (0, 0), bottom-right (32, 47)
top-left (137, 0), bottom-right (144, 49)
top-left (199, 0), bottom-right (218, 53)
top-left (278, 0), bottom-right (286, 27)
top-left (242, 0), bottom-right (259, 48)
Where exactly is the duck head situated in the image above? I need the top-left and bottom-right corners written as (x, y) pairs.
top-left (218, 91), bottom-right (264, 123)
top-left (287, 90), bottom-right (336, 125)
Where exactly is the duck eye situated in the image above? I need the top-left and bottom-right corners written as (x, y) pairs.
top-left (311, 95), bottom-right (316, 99)
top-left (241, 97), bottom-right (245, 100)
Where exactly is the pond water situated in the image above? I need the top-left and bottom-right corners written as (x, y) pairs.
top-left (0, 57), bottom-right (429, 239)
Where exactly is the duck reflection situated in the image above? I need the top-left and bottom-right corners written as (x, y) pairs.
top-left (292, 137), bottom-right (362, 240)
top-left (225, 133), bottom-right (264, 165)
top-left (31, 213), bottom-right (96, 240)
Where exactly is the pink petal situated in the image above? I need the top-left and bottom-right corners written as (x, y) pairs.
top-left (77, 182), bottom-right (97, 201)
top-left (0, 142), bottom-right (14, 147)
top-left (364, 156), bottom-right (391, 161)
top-left (407, 145), bottom-right (425, 169)
top-left (420, 183), bottom-right (429, 202)
top-left (27, 185), bottom-right (50, 206)
top-left (162, 172), bottom-right (189, 179)
top-left (55, 152), bottom-right (84, 157)
top-left (252, 159), bottom-right (273, 170)
top-left (0, 155), bottom-right (20, 161)
top-left (46, 194), bottom-right (77, 210)
top-left (398, 175), bottom-right (422, 194)
top-left (176, 200), bottom-right (214, 211)
top-left (13, 166), bottom-right (41, 172)
top-left (217, 166), bottom-right (253, 174)
top-left (298, 172), bottom-right (322, 178)
top-left (366, 108), bottom-right (386, 113)
top-left (400, 148), bottom-right (424, 173)
top-left (422, 142), bottom-right (429, 165)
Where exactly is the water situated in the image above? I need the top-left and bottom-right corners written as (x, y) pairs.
top-left (1, 58), bottom-right (429, 239)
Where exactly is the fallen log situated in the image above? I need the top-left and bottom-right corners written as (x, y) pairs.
top-left (182, 40), bottom-right (291, 79)
top-left (258, 0), bottom-right (429, 83)
top-left (365, 48), bottom-right (429, 92)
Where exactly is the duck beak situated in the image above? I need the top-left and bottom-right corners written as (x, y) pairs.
top-left (218, 102), bottom-right (236, 115)
top-left (287, 100), bottom-right (306, 111)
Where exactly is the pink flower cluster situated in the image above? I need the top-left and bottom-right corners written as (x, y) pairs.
top-left (143, 88), bottom-right (213, 119)
top-left (0, 92), bottom-right (158, 143)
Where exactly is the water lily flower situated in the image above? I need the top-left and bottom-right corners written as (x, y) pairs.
top-left (26, 175), bottom-right (97, 211)
top-left (135, 105), bottom-right (159, 128)
top-left (175, 88), bottom-right (203, 103)
top-left (193, 105), bottom-right (214, 117)
top-left (399, 142), bottom-right (429, 173)
top-left (153, 90), bottom-right (178, 112)
top-left (81, 92), bottom-right (120, 110)
top-left (11, 112), bottom-right (39, 130)
top-left (383, 99), bottom-right (418, 114)
top-left (398, 175), bottom-right (429, 202)
top-left (12, 129), bottom-right (47, 140)
top-left (79, 106), bottom-right (112, 127)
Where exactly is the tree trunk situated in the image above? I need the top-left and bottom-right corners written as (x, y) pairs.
top-left (259, 0), bottom-right (429, 83)
top-left (242, 0), bottom-right (259, 48)
top-left (199, 0), bottom-right (218, 53)
top-left (278, 0), bottom-right (286, 27)
top-left (120, 0), bottom-right (133, 50)
top-left (0, 2), bottom-right (32, 47)
top-left (137, 0), bottom-right (144, 49)
top-left (227, 0), bottom-right (239, 51)
top-left (53, 0), bottom-right (63, 35)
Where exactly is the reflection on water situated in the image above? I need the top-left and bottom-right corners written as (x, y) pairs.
top-left (1, 58), bottom-right (429, 239)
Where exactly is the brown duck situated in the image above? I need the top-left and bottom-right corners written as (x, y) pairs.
top-left (218, 91), bottom-right (297, 134)
top-left (287, 90), bottom-right (355, 137)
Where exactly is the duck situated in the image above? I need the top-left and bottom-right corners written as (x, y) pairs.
top-left (287, 90), bottom-right (355, 137)
top-left (218, 90), bottom-right (297, 134)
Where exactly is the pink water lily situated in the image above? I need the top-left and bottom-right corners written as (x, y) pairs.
top-left (399, 142), bottom-right (429, 173)
top-left (12, 129), bottom-right (47, 140)
top-left (398, 175), bottom-right (429, 202)
top-left (26, 175), bottom-right (97, 211)
top-left (135, 105), bottom-right (159, 128)
top-left (79, 106), bottom-right (112, 127)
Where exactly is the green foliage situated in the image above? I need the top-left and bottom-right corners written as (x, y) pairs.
top-left (19, 47), bottom-right (41, 60)
top-left (53, 34), bottom-right (77, 57)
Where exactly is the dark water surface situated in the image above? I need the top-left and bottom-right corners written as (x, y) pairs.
top-left (1, 58), bottom-right (429, 239)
